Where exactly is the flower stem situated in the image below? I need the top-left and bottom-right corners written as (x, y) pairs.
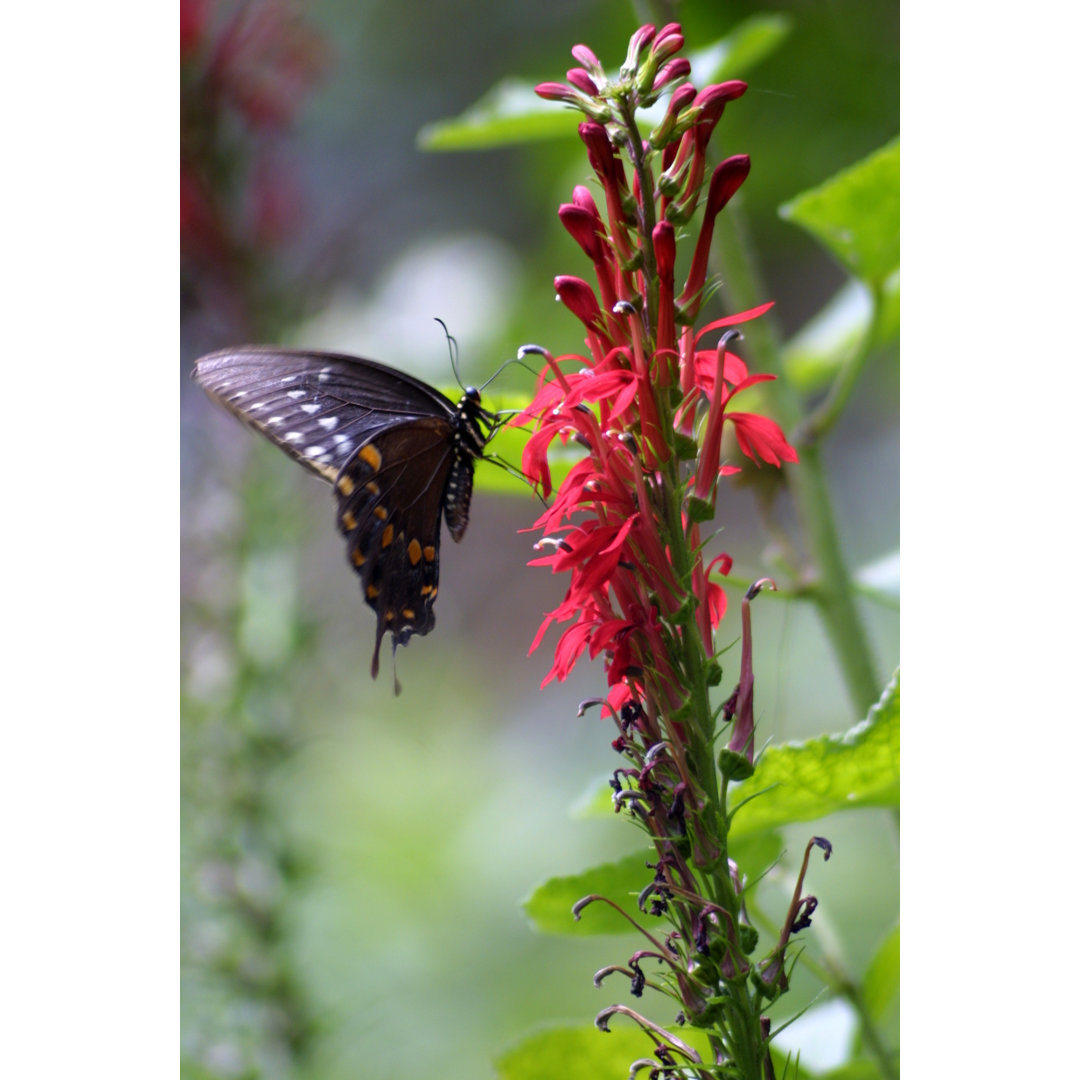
top-left (711, 201), bottom-right (881, 715)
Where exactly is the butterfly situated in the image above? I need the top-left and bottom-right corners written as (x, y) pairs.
top-left (193, 346), bottom-right (500, 692)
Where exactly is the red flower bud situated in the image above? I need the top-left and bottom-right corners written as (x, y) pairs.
top-left (652, 220), bottom-right (676, 280)
top-left (571, 43), bottom-right (603, 74)
top-left (555, 274), bottom-right (603, 329)
top-left (567, 67), bottom-right (599, 95)
top-left (572, 184), bottom-right (600, 217)
top-left (653, 57), bottom-right (691, 91)
top-left (579, 121), bottom-right (617, 184)
top-left (652, 30), bottom-right (685, 64)
top-left (628, 23), bottom-right (657, 57)
top-left (535, 81), bottom-right (577, 102)
top-left (559, 203), bottom-right (602, 259)
top-left (679, 156), bottom-right (751, 319)
top-left (704, 154), bottom-right (750, 219)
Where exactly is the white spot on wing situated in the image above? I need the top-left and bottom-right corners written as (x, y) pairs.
top-left (300, 403), bottom-right (320, 414)
top-left (287, 390), bottom-right (306, 400)
top-left (318, 416), bottom-right (338, 430)
top-left (268, 416), bottom-right (284, 425)
top-left (318, 368), bottom-right (332, 382)
top-left (306, 445), bottom-right (328, 458)
top-left (285, 432), bottom-right (303, 442)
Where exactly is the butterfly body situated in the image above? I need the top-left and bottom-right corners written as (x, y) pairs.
top-left (193, 347), bottom-right (495, 689)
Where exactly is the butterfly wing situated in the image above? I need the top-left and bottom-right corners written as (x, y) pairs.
top-left (193, 346), bottom-right (457, 484)
top-left (194, 346), bottom-right (480, 692)
top-left (332, 418), bottom-right (466, 679)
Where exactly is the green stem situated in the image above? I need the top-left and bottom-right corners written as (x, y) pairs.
top-left (797, 281), bottom-right (886, 444)
top-left (747, 899), bottom-right (898, 1080)
top-left (711, 200), bottom-right (880, 715)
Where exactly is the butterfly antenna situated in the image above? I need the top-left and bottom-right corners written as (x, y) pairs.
top-left (478, 354), bottom-right (541, 393)
top-left (434, 317), bottom-right (464, 391)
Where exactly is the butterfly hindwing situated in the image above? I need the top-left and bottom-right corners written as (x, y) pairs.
top-left (333, 419), bottom-right (479, 682)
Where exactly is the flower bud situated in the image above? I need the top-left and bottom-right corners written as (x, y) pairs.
top-left (570, 42), bottom-right (603, 76)
top-left (653, 57), bottom-right (691, 92)
top-left (534, 81), bottom-right (578, 102)
top-left (555, 274), bottom-right (603, 329)
top-left (566, 67), bottom-right (599, 96)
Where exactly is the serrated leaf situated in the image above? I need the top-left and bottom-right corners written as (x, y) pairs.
top-left (729, 672), bottom-right (899, 838)
top-left (861, 923), bottom-right (900, 1021)
top-left (495, 1025), bottom-right (714, 1080)
top-left (782, 272), bottom-right (900, 393)
top-left (420, 15), bottom-right (792, 153)
top-left (780, 139), bottom-right (899, 285)
top-left (577, 674), bottom-right (899, 828)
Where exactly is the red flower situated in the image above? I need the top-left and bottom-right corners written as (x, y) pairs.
top-left (520, 26), bottom-right (797, 703)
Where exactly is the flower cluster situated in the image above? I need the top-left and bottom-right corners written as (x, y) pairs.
top-left (517, 25), bottom-right (797, 711)
top-left (518, 26), bottom-right (817, 1077)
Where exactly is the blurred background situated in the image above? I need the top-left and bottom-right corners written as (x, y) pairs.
top-left (180, 1), bottom-right (899, 1077)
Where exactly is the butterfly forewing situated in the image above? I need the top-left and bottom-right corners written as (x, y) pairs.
top-left (193, 346), bottom-right (494, 692)
top-left (194, 347), bottom-right (459, 483)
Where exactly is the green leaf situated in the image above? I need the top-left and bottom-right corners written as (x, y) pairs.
top-left (729, 671), bottom-right (899, 838)
top-left (818, 1063), bottom-right (884, 1080)
top-left (861, 923), bottom-right (900, 1021)
top-left (782, 272), bottom-right (900, 393)
top-left (525, 832), bottom-right (782, 938)
top-left (420, 15), bottom-right (792, 153)
top-left (779, 139), bottom-right (900, 285)
top-left (523, 852), bottom-right (654, 936)
top-left (687, 14), bottom-right (793, 84)
top-left (419, 78), bottom-right (581, 150)
top-left (495, 1025), bottom-right (715, 1080)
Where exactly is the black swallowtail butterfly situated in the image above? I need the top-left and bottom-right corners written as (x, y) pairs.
top-left (193, 347), bottom-right (498, 692)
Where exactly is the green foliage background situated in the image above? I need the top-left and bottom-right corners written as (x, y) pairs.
top-left (181, 1), bottom-right (899, 1077)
